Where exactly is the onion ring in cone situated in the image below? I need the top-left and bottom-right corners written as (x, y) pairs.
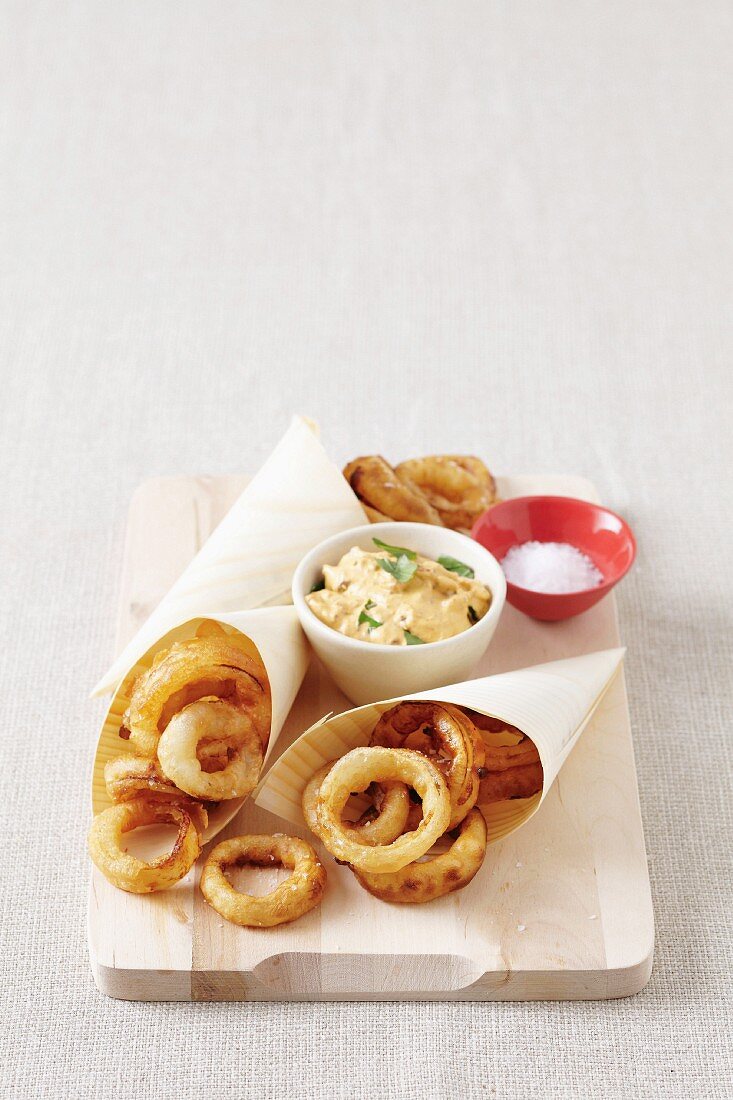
top-left (316, 747), bottom-right (450, 873)
top-left (302, 763), bottom-right (410, 847)
top-left (351, 808), bottom-right (487, 904)
top-left (371, 702), bottom-right (482, 829)
top-left (123, 637), bottom-right (270, 759)
top-left (157, 699), bottom-right (264, 801)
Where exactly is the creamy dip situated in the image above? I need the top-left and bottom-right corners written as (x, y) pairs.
top-left (305, 545), bottom-right (491, 645)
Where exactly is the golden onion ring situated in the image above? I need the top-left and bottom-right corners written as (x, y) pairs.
top-left (157, 699), bottom-right (264, 801)
top-left (199, 834), bottom-right (327, 928)
top-left (371, 702), bottom-right (481, 829)
top-left (461, 708), bottom-right (540, 771)
top-left (395, 455), bottom-right (498, 530)
top-left (124, 636), bottom-right (271, 758)
top-left (479, 762), bottom-right (544, 804)
top-left (302, 763), bottom-right (410, 847)
top-left (351, 808), bottom-right (488, 904)
top-left (87, 797), bottom-right (201, 893)
top-left (103, 756), bottom-right (209, 835)
top-left (316, 747), bottom-right (450, 873)
top-left (343, 456), bottom-right (444, 526)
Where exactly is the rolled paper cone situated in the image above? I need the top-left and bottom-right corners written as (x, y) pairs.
top-left (92, 415), bottom-right (365, 696)
top-left (255, 647), bottom-right (626, 844)
top-left (91, 607), bottom-right (309, 842)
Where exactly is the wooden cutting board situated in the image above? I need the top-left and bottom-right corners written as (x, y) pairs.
top-left (88, 474), bottom-right (654, 1001)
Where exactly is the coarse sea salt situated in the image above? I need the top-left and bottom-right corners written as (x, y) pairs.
top-left (501, 541), bottom-right (604, 594)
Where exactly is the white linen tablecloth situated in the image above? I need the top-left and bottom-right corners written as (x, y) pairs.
top-left (1, 3), bottom-right (731, 1097)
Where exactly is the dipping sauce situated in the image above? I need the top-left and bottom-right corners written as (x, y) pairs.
top-left (501, 541), bottom-right (603, 594)
top-left (305, 541), bottom-right (491, 646)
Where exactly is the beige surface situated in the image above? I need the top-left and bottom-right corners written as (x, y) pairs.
top-left (1, 2), bottom-right (732, 1097)
top-left (89, 475), bottom-right (651, 1002)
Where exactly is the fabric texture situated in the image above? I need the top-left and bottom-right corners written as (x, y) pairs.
top-left (1, 2), bottom-right (731, 1097)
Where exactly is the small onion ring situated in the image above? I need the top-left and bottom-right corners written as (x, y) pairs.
top-left (395, 455), bottom-right (498, 530)
top-left (316, 747), bottom-right (450, 873)
top-left (302, 763), bottom-right (410, 847)
top-left (342, 456), bottom-right (444, 526)
top-left (103, 756), bottom-right (209, 835)
top-left (351, 808), bottom-right (488, 904)
top-left (157, 699), bottom-right (264, 800)
top-left (199, 835), bottom-right (327, 928)
top-left (479, 762), bottom-right (544, 804)
top-left (124, 637), bottom-right (271, 758)
top-left (87, 797), bottom-right (201, 893)
top-left (371, 702), bottom-right (480, 829)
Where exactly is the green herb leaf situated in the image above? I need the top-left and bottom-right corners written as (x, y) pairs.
top-left (309, 577), bottom-right (325, 593)
top-left (372, 537), bottom-right (417, 561)
top-left (378, 554), bottom-right (418, 584)
top-left (364, 599), bottom-right (376, 610)
top-left (438, 555), bottom-right (475, 578)
top-left (403, 629), bottom-right (425, 645)
top-left (358, 605), bottom-right (383, 631)
top-left (468, 605), bottom-right (479, 624)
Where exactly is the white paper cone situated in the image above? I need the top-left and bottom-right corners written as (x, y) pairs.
top-left (92, 415), bottom-right (365, 696)
top-left (255, 648), bottom-right (625, 844)
top-left (91, 608), bottom-right (309, 841)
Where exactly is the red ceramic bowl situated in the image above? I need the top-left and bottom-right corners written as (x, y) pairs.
top-left (471, 496), bottom-right (636, 621)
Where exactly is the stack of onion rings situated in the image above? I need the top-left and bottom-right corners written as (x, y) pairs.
top-left (91, 636), bottom-right (275, 897)
top-left (119, 636), bottom-right (271, 803)
top-left (200, 834), bottom-right (327, 927)
top-left (342, 452), bottom-right (498, 530)
top-left (122, 637), bottom-right (271, 760)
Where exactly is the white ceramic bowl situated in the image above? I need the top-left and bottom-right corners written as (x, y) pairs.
top-left (292, 522), bottom-right (506, 705)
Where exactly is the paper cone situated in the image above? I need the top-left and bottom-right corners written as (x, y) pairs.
top-left (91, 608), bottom-right (309, 841)
top-left (92, 415), bottom-right (365, 696)
top-left (255, 648), bottom-right (625, 844)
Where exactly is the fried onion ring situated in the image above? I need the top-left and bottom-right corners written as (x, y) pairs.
top-left (343, 456), bottom-right (444, 526)
top-left (199, 834), bottom-right (327, 927)
top-left (157, 699), bottom-right (264, 801)
top-left (124, 637), bottom-right (271, 758)
top-left (395, 455), bottom-right (498, 529)
top-left (302, 763), bottom-right (410, 847)
top-left (87, 797), bottom-right (201, 893)
top-left (351, 808), bottom-right (488, 904)
top-left (480, 737), bottom-right (540, 773)
top-left (103, 756), bottom-right (208, 833)
top-left (371, 702), bottom-right (481, 829)
top-left (479, 762), bottom-right (544, 803)
top-left (316, 747), bottom-right (450, 873)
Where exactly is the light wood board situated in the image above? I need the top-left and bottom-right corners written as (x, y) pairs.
top-left (88, 474), bottom-right (654, 1001)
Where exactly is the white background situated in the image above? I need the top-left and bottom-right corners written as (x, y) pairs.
top-left (1, 3), bottom-right (731, 1097)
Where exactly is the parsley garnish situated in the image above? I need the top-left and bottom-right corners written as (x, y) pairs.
top-left (372, 537), bottom-right (417, 560)
top-left (358, 601), bottom-right (382, 631)
top-left (438, 555), bottom-right (475, 578)
top-left (378, 554), bottom-right (418, 584)
top-left (403, 629), bottom-right (425, 645)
